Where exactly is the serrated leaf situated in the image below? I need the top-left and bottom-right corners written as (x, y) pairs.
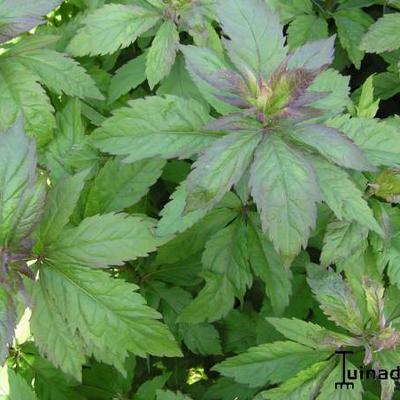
top-left (250, 135), bottom-right (320, 264)
top-left (287, 15), bottom-right (328, 50)
top-left (133, 373), bottom-right (171, 400)
top-left (321, 221), bottom-right (368, 266)
top-left (108, 53), bottom-right (147, 104)
top-left (0, 60), bottom-right (55, 147)
top-left (361, 13), bottom-right (400, 53)
top-left (85, 157), bottom-right (165, 216)
top-left (317, 359), bottom-right (363, 399)
top-left (247, 214), bottom-right (292, 315)
top-left (185, 131), bottom-right (262, 212)
top-left (37, 170), bottom-right (88, 247)
top-left (156, 390), bottom-right (193, 400)
top-left (92, 95), bottom-right (214, 163)
top-left (31, 276), bottom-right (86, 380)
top-left (5, 369), bottom-right (37, 400)
top-left (217, 0), bottom-right (286, 80)
top-left (35, 262), bottom-right (181, 376)
top-left (181, 323), bottom-right (222, 355)
top-left (67, 4), bottom-right (161, 56)
top-left (13, 49), bottom-right (103, 99)
top-left (0, 288), bottom-right (16, 365)
top-left (0, 120), bottom-right (37, 247)
top-left (258, 361), bottom-right (331, 400)
top-left (307, 263), bottom-right (364, 335)
top-left (146, 20), bottom-right (179, 89)
top-left (201, 218), bottom-right (252, 298)
top-left (291, 123), bottom-right (375, 171)
top-left (310, 156), bottom-right (382, 234)
top-left (47, 213), bottom-right (166, 268)
top-left (178, 272), bottom-right (235, 323)
top-left (326, 116), bottom-right (400, 167)
top-left (213, 341), bottom-right (330, 388)
top-left (181, 45), bottom-right (238, 114)
top-left (0, 0), bottom-right (61, 43)
top-left (333, 9), bottom-right (373, 68)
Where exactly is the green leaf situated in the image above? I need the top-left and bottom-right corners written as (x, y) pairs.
top-left (85, 157), bottom-right (165, 216)
top-left (333, 9), bottom-right (373, 68)
top-left (37, 170), bottom-right (88, 247)
top-left (327, 115), bottom-right (400, 167)
top-left (0, 287), bottom-right (15, 365)
top-left (307, 263), bottom-right (364, 335)
top-left (45, 99), bottom-right (97, 182)
top-left (291, 124), bottom-right (375, 171)
top-left (185, 131), bottom-right (262, 212)
top-left (180, 45), bottom-right (238, 114)
top-left (308, 69), bottom-right (350, 120)
top-left (0, 0), bottom-right (61, 42)
top-left (265, 0), bottom-right (313, 23)
top-left (67, 4), bottom-right (161, 56)
top-left (6, 369), bottom-right (37, 400)
top-left (133, 373), bottom-right (171, 400)
top-left (13, 49), bottom-right (103, 99)
top-left (354, 75), bottom-right (380, 118)
top-left (309, 156), bottom-right (382, 234)
top-left (108, 53), bottom-right (147, 104)
top-left (361, 13), bottom-right (400, 53)
top-left (247, 214), bottom-right (292, 315)
top-left (31, 275), bottom-right (86, 380)
top-left (258, 361), bottom-right (331, 400)
top-left (217, 0), bottom-right (286, 80)
top-left (0, 120), bottom-right (37, 247)
top-left (35, 262), bottom-right (181, 375)
top-left (156, 390), bottom-right (193, 400)
top-left (202, 218), bottom-right (252, 297)
top-left (317, 359), bottom-right (363, 399)
top-left (213, 341), bottom-right (330, 388)
top-left (266, 317), bottom-right (356, 349)
top-left (47, 213), bottom-right (166, 268)
top-left (250, 135), bottom-right (320, 265)
top-left (287, 15), bottom-right (328, 50)
top-left (321, 221), bottom-right (368, 266)
top-left (178, 272), bottom-right (235, 323)
top-left (181, 323), bottom-right (222, 355)
top-left (92, 95), bottom-right (214, 163)
top-left (146, 20), bottom-right (179, 89)
top-left (0, 60), bottom-right (55, 147)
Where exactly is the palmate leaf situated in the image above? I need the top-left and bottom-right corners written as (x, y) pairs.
top-left (213, 341), bottom-right (331, 388)
top-left (146, 20), bottom-right (179, 89)
top-left (0, 0), bottom-right (61, 43)
top-left (250, 135), bottom-right (321, 265)
top-left (31, 263), bottom-right (181, 379)
top-left (46, 213), bottom-right (167, 268)
top-left (92, 95), bottom-right (215, 163)
top-left (217, 0), bottom-right (286, 80)
top-left (67, 4), bottom-right (161, 56)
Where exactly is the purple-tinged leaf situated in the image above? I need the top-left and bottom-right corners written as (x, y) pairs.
top-left (0, 286), bottom-right (16, 364)
top-left (0, 0), bottom-right (62, 43)
top-left (217, 0), bottom-right (286, 80)
top-left (287, 36), bottom-right (336, 71)
top-left (250, 135), bottom-right (321, 265)
top-left (291, 124), bottom-right (376, 171)
top-left (184, 131), bottom-right (262, 212)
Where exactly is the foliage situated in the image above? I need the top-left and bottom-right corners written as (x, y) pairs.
top-left (0, 0), bottom-right (400, 399)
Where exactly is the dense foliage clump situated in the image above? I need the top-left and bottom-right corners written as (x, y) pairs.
top-left (1, 0), bottom-right (400, 399)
